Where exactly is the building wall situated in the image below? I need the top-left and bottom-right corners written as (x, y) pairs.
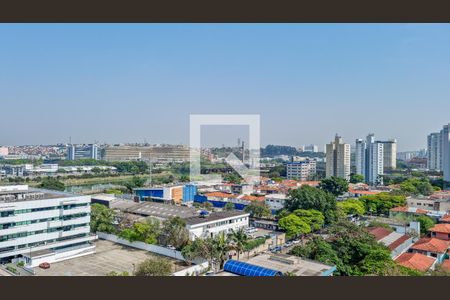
top-left (286, 160), bottom-right (316, 181)
top-left (427, 132), bottom-right (442, 171)
top-left (380, 140), bottom-right (397, 170)
top-left (326, 135), bottom-right (350, 180)
top-left (182, 185), bottom-right (197, 203)
top-left (187, 214), bottom-right (249, 240)
top-left (431, 232), bottom-right (450, 241)
top-left (441, 124), bottom-right (450, 182)
top-left (0, 194), bottom-right (95, 261)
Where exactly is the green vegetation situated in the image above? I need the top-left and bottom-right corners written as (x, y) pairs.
top-left (289, 219), bottom-right (413, 276)
top-left (243, 237), bottom-right (268, 252)
top-left (359, 193), bottom-right (406, 216)
top-left (123, 176), bottom-right (147, 193)
top-left (159, 217), bottom-right (190, 250)
top-left (90, 203), bottom-right (116, 234)
top-left (38, 177), bottom-right (65, 191)
top-left (319, 177), bottom-right (349, 196)
top-left (118, 218), bottom-right (161, 244)
top-left (106, 271), bottom-right (130, 276)
top-left (6, 265), bottom-right (19, 274)
top-left (0, 158), bottom-right (43, 165)
top-left (244, 202), bottom-right (272, 218)
top-left (337, 199), bottom-right (366, 216)
top-left (285, 185), bottom-right (337, 223)
top-left (229, 228), bottom-right (248, 260)
top-left (350, 174), bottom-right (364, 184)
top-left (223, 173), bottom-right (242, 184)
top-left (224, 202), bottom-right (235, 211)
top-left (399, 178), bottom-right (434, 196)
top-left (134, 257), bottom-right (173, 276)
top-left (415, 215), bottom-right (436, 236)
top-left (278, 214), bottom-right (311, 238)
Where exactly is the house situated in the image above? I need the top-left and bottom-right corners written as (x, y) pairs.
top-left (429, 224), bottom-right (450, 241)
top-left (395, 252), bottom-right (437, 272)
top-left (264, 193), bottom-right (287, 211)
top-left (409, 238), bottom-right (449, 264)
top-left (439, 214), bottom-right (450, 224)
top-left (368, 227), bottom-right (413, 258)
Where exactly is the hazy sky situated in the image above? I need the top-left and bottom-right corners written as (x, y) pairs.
top-left (1, 24), bottom-right (449, 151)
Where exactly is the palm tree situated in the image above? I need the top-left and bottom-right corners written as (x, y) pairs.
top-left (229, 228), bottom-right (248, 260)
top-left (212, 232), bottom-right (231, 270)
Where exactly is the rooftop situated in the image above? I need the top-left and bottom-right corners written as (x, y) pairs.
top-left (243, 253), bottom-right (335, 276)
top-left (429, 223), bottom-right (450, 234)
top-left (184, 210), bottom-right (249, 226)
top-left (410, 238), bottom-right (449, 253)
top-left (0, 185), bottom-right (73, 203)
top-left (390, 206), bottom-right (429, 214)
top-left (125, 201), bottom-right (198, 220)
top-left (395, 252), bottom-right (436, 272)
top-left (441, 259), bottom-right (450, 271)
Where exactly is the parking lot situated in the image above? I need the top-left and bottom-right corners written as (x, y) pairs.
top-left (33, 240), bottom-right (186, 276)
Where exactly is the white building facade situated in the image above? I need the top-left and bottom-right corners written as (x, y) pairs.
top-left (355, 134), bottom-right (384, 185)
top-left (0, 185), bottom-right (96, 267)
top-left (441, 124), bottom-right (450, 182)
top-left (185, 211), bottom-right (250, 240)
top-left (286, 159), bottom-right (317, 181)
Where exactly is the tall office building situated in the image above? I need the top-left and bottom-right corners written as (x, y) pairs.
top-left (427, 132), bottom-right (442, 171)
top-left (355, 139), bottom-right (366, 177)
top-left (302, 144), bottom-right (319, 153)
top-left (325, 134), bottom-right (351, 180)
top-left (66, 144), bottom-right (99, 161)
top-left (441, 124), bottom-right (450, 182)
top-left (378, 139), bottom-right (397, 170)
top-left (355, 134), bottom-right (384, 185)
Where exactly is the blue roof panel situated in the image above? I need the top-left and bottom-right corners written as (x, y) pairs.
top-left (223, 260), bottom-right (282, 276)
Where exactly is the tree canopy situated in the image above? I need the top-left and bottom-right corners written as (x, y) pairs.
top-left (319, 177), bottom-right (349, 196)
top-left (350, 174), bottom-right (365, 184)
top-left (90, 203), bottom-right (116, 234)
top-left (134, 257), bottom-right (173, 276)
top-left (244, 202), bottom-right (272, 218)
top-left (278, 214), bottom-right (311, 238)
top-left (359, 193), bottom-right (406, 216)
top-left (336, 199), bottom-right (366, 216)
top-left (285, 185), bottom-right (337, 223)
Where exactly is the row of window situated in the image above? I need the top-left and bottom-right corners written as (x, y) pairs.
top-left (0, 213), bottom-right (89, 230)
top-left (0, 223), bottom-right (89, 242)
top-left (205, 217), bottom-right (247, 229)
top-left (0, 203), bottom-right (89, 218)
top-left (0, 233), bottom-right (90, 253)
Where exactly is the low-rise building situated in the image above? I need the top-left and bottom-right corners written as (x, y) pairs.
top-left (429, 224), bottom-right (450, 241)
top-left (409, 238), bottom-right (449, 264)
top-left (264, 194), bottom-right (287, 211)
top-left (395, 252), bottom-right (437, 272)
top-left (0, 185), bottom-right (97, 267)
top-left (217, 253), bottom-right (336, 276)
top-left (368, 227), bottom-right (413, 258)
top-left (286, 159), bottom-right (317, 181)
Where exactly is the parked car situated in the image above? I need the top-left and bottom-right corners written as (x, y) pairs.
top-left (167, 245), bottom-right (176, 250)
top-left (39, 262), bottom-right (50, 269)
top-left (270, 246), bottom-right (282, 253)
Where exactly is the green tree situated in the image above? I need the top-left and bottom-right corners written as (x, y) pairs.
top-left (415, 215), bottom-right (436, 236)
top-left (285, 185), bottom-right (337, 223)
top-left (223, 173), bottom-right (242, 184)
top-left (229, 228), bottom-right (249, 260)
top-left (399, 178), bottom-right (434, 196)
top-left (359, 193), bottom-right (406, 216)
top-left (124, 176), bottom-right (147, 193)
top-left (90, 203), bottom-right (116, 233)
top-left (278, 214), bottom-right (311, 239)
top-left (223, 202), bottom-right (235, 211)
top-left (38, 177), bottom-right (65, 191)
top-left (292, 209), bottom-right (325, 231)
top-left (118, 218), bottom-right (160, 244)
top-left (319, 177), bottom-right (349, 196)
top-left (350, 174), bottom-right (365, 184)
top-left (244, 202), bottom-right (271, 218)
top-left (160, 217), bottom-right (189, 250)
top-left (134, 257), bottom-right (173, 276)
top-left (336, 199), bottom-right (366, 216)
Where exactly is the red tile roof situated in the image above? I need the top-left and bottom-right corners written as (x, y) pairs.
top-left (388, 235), bottom-right (411, 251)
top-left (204, 192), bottom-right (237, 199)
top-left (395, 253), bottom-right (436, 272)
top-left (390, 206), bottom-right (429, 214)
top-left (429, 224), bottom-right (450, 234)
top-left (441, 260), bottom-right (450, 271)
top-left (410, 238), bottom-right (450, 254)
top-left (368, 227), bottom-right (393, 241)
top-left (240, 195), bottom-right (265, 202)
top-left (348, 189), bottom-right (381, 195)
top-left (440, 215), bottom-right (450, 223)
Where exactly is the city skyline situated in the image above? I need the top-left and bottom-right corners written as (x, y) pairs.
top-left (1, 24), bottom-right (450, 150)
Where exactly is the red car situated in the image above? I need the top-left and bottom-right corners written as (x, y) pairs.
top-left (39, 262), bottom-right (50, 269)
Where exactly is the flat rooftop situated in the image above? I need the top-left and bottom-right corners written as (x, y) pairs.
top-left (125, 201), bottom-right (198, 220)
top-left (244, 253), bottom-right (335, 276)
top-left (184, 210), bottom-right (249, 226)
top-left (0, 187), bottom-right (74, 203)
top-left (33, 240), bottom-right (187, 276)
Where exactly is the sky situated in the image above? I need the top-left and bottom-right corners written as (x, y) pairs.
top-left (0, 24), bottom-right (450, 151)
